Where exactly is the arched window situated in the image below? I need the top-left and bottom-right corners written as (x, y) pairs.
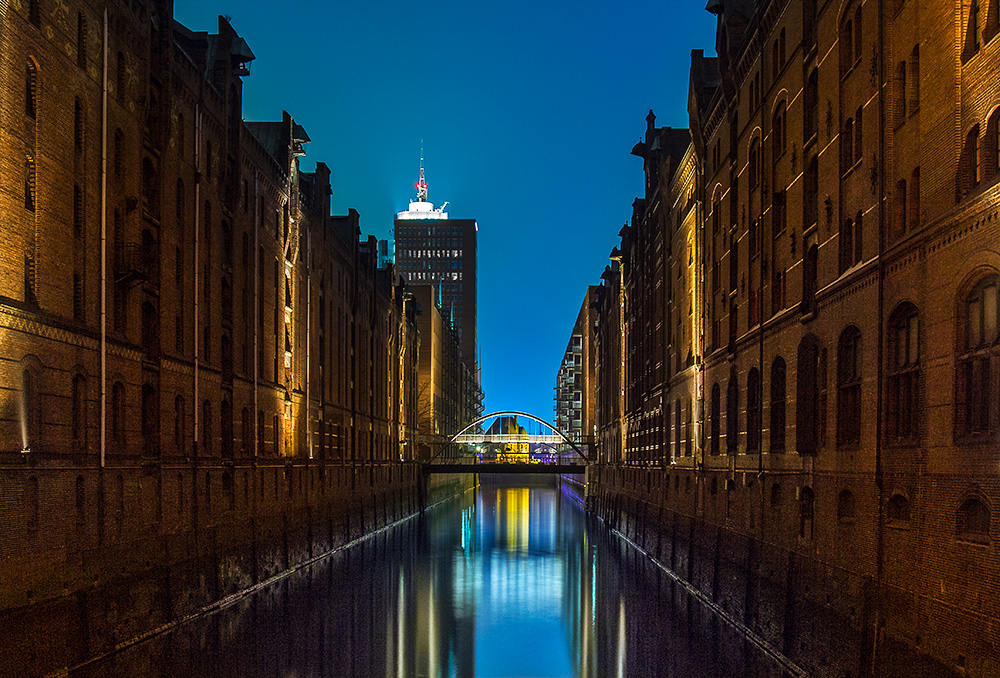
top-left (838, 489), bottom-right (856, 523)
top-left (113, 128), bottom-right (123, 179)
top-left (888, 494), bottom-right (911, 525)
top-left (727, 367), bottom-right (739, 454)
top-left (986, 109), bottom-right (1000, 183)
top-left (24, 155), bottom-right (36, 212)
top-left (111, 381), bottom-right (125, 448)
top-left (221, 399), bottom-right (233, 460)
top-left (74, 97), bottom-right (84, 153)
top-left (908, 167), bottom-right (921, 229)
top-left (840, 218), bottom-right (855, 274)
top-left (797, 335), bottom-right (820, 453)
top-left (22, 368), bottom-right (41, 450)
top-left (771, 482), bottom-right (782, 507)
top-left (25, 59), bottom-right (37, 118)
top-left (241, 407), bottom-right (250, 456)
top-left (855, 105), bottom-right (864, 163)
top-left (841, 118), bottom-right (854, 173)
top-left (770, 357), bottom-right (786, 452)
top-left (72, 374), bottom-right (86, 453)
top-left (174, 395), bottom-right (186, 455)
top-left (802, 243), bottom-right (818, 315)
top-left (838, 326), bottom-right (863, 447)
top-left (958, 124), bottom-right (981, 201)
top-left (958, 275), bottom-right (999, 436)
top-left (957, 496), bottom-right (990, 543)
top-left (854, 6), bottom-right (863, 61)
top-left (839, 17), bottom-right (854, 76)
top-left (895, 61), bottom-right (907, 125)
top-left (711, 383), bottom-right (721, 455)
top-left (800, 486), bottom-right (815, 538)
top-left (749, 137), bottom-right (760, 189)
top-left (141, 384), bottom-right (158, 458)
top-left (747, 368), bottom-right (761, 453)
top-left (772, 102), bottom-right (786, 158)
top-left (888, 303), bottom-right (920, 442)
top-left (202, 399), bottom-right (213, 455)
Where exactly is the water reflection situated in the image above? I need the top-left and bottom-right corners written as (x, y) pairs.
top-left (73, 476), bottom-right (790, 677)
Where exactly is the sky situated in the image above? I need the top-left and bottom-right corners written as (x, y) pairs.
top-left (174, 0), bottom-right (718, 423)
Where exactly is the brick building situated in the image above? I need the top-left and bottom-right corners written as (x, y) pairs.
top-left (591, 0), bottom-right (1000, 675)
top-left (0, 3), bottom-right (423, 673)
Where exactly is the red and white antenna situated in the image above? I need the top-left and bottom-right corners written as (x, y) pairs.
top-left (415, 141), bottom-right (428, 202)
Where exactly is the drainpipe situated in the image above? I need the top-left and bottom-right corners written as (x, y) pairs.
top-left (254, 175), bottom-right (259, 462)
top-left (100, 8), bottom-right (108, 468)
top-left (194, 105), bottom-right (201, 463)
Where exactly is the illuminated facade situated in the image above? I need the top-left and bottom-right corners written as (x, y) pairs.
top-left (590, 1), bottom-right (1000, 675)
top-left (0, 4), bottom-right (422, 672)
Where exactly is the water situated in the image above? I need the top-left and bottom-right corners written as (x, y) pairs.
top-left (73, 476), bottom-right (792, 677)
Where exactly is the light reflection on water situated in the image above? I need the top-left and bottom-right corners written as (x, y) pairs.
top-left (73, 476), bottom-right (789, 678)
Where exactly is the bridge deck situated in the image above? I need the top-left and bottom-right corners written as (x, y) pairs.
top-left (424, 463), bottom-right (586, 475)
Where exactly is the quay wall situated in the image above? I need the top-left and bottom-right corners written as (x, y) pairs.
top-left (0, 462), bottom-right (474, 678)
top-left (590, 466), bottom-right (972, 678)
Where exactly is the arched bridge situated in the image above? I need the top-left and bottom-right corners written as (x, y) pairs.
top-left (424, 410), bottom-right (590, 475)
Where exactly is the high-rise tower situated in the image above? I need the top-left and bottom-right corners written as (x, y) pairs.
top-left (393, 160), bottom-right (478, 380)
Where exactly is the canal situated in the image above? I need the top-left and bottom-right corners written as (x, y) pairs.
top-left (72, 476), bottom-right (794, 677)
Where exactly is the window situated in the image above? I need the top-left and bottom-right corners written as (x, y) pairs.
top-left (908, 167), bottom-right (921, 228)
top-left (854, 6), bottom-right (863, 61)
top-left (74, 98), bottom-right (84, 153)
top-left (855, 106), bottom-right (864, 163)
top-left (802, 243), bottom-right (818, 315)
top-left (841, 118), bottom-right (854, 173)
top-left (840, 17), bottom-right (854, 76)
top-left (25, 60), bottom-right (37, 118)
top-left (800, 487), bottom-right (815, 538)
top-left (749, 138), bottom-right (760, 190)
top-left (838, 489), bottom-right (856, 523)
top-left (727, 367), bottom-right (739, 453)
top-left (674, 400), bottom-right (681, 459)
top-left (895, 62), bottom-right (906, 126)
top-left (24, 156), bottom-right (35, 211)
top-left (837, 327), bottom-right (863, 447)
top-left (22, 368), bottom-right (40, 450)
top-left (711, 383), bottom-right (721, 455)
top-left (957, 275), bottom-right (999, 437)
top-left (77, 12), bottom-right (87, 68)
top-left (840, 211), bottom-right (863, 273)
top-left (797, 335), bottom-right (820, 454)
top-left (773, 102), bottom-right (786, 158)
top-left (959, 124), bottom-right (981, 202)
top-left (747, 368), bottom-right (761, 453)
top-left (888, 304), bottom-right (920, 442)
top-left (909, 45), bottom-right (920, 113)
top-left (114, 129), bottom-right (123, 179)
top-left (957, 496), bottom-right (990, 543)
top-left (966, 0), bottom-right (982, 58)
top-left (175, 395), bottom-right (186, 455)
top-left (804, 156), bottom-right (818, 230)
top-left (770, 358), bottom-right (786, 452)
top-left (202, 399), bottom-right (212, 454)
top-left (805, 69), bottom-right (818, 142)
top-left (112, 381), bottom-right (125, 447)
top-left (72, 374), bottom-right (86, 452)
top-left (141, 384), bottom-right (158, 458)
top-left (888, 494), bottom-right (911, 525)
top-left (29, 0), bottom-right (39, 26)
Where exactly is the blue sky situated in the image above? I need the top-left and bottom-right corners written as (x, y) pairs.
top-left (175, 1), bottom-right (717, 422)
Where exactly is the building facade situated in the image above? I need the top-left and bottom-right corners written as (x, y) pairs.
top-left (393, 170), bottom-right (479, 381)
top-left (554, 286), bottom-right (599, 447)
top-left (591, 1), bottom-right (1000, 675)
top-left (0, 3), bottom-right (423, 673)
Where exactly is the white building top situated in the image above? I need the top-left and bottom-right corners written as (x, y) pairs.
top-left (396, 150), bottom-right (449, 219)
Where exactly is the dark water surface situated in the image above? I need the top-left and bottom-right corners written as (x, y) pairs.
top-left (74, 476), bottom-right (791, 677)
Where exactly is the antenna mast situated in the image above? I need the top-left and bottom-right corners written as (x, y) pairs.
top-left (415, 140), bottom-right (428, 202)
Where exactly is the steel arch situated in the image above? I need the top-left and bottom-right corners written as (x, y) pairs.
top-left (430, 410), bottom-right (590, 462)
